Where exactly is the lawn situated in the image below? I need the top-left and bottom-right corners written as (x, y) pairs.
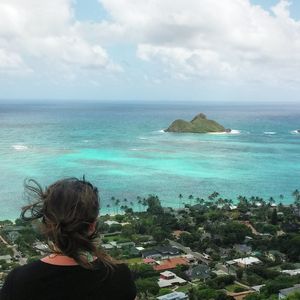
top-left (176, 283), bottom-right (193, 293)
top-left (125, 257), bottom-right (143, 264)
top-left (225, 284), bottom-right (247, 293)
top-left (102, 234), bottom-right (125, 242)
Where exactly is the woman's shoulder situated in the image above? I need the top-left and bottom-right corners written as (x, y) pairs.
top-left (0, 261), bottom-right (45, 299)
top-left (99, 262), bottom-right (137, 299)
top-left (94, 261), bottom-right (133, 283)
top-left (6, 260), bottom-right (44, 278)
top-left (1, 260), bottom-right (136, 300)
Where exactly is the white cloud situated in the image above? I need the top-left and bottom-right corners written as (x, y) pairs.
top-left (1, 0), bottom-right (300, 87)
top-left (0, 49), bottom-right (30, 73)
top-left (100, 0), bottom-right (300, 84)
top-left (0, 0), bottom-right (120, 77)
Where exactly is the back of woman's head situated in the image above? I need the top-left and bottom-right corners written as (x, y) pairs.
top-left (22, 177), bottom-right (113, 269)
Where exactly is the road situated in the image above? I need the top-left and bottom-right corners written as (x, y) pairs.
top-left (0, 234), bottom-right (8, 245)
top-left (1, 234), bottom-right (27, 265)
top-left (10, 245), bottom-right (27, 265)
top-left (168, 239), bottom-right (211, 265)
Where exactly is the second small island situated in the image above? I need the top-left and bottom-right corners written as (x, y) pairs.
top-left (164, 113), bottom-right (231, 133)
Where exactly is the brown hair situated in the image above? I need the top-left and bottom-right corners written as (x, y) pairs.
top-left (21, 177), bottom-right (115, 270)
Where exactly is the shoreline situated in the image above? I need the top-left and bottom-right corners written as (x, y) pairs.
top-left (1, 196), bottom-right (296, 223)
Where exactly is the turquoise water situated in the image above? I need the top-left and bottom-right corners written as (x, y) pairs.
top-left (0, 102), bottom-right (300, 219)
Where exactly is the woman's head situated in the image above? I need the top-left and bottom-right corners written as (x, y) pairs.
top-left (22, 177), bottom-right (112, 268)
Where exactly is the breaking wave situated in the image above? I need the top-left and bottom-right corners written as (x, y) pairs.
top-left (12, 144), bottom-right (28, 151)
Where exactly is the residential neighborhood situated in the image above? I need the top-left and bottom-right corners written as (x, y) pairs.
top-left (1, 192), bottom-right (300, 299)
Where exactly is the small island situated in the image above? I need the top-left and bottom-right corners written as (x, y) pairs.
top-left (165, 113), bottom-right (230, 133)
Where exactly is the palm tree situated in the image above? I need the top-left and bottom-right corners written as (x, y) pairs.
top-left (216, 197), bottom-right (225, 208)
top-left (115, 199), bottom-right (120, 214)
top-left (178, 193), bottom-right (183, 208)
top-left (293, 189), bottom-right (300, 209)
top-left (292, 189), bottom-right (299, 198)
top-left (142, 198), bottom-right (148, 211)
top-left (268, 197), bottom-right (275, 206)
top-left (106, 204), bottom-right (111, 214)
top-left (196, 197), bottom-right (205, 206)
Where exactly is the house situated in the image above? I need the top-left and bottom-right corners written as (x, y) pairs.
top-left (266, 250), bottom-right (286, 262)
top-left (226, 257), bottom-right (261, 268)
top-left (101, 243), bottom-right (115, 250)
top-left (157, 291), bottom-right (188, 300)
top-left (292, 207), bottom-right (300, 217)
top-left (183, 254), bottom-right (196, 264)
top-left (213, 269), bottom-right (230, 276)
top-left (245, 236), bottom-right (253, 243)
top-left (154, 257), bottom-right (189, 272)
top-left (185, 264), bottom-right (211, 281)
top-left (234, 244), bottom-right (252, 255)
top-left (116, 241), bottom-right (135, 249)
top-left (202, 252), bottom-right (212, 260)
top-left (156, 246), bottom-right (181, 258)
top-left (104, 220), bottom-right (121, 226)
top-left (158, 271), bottom-right (187, 288)
top-left (143, 258), bottom-right (157, 266)
top-left (227, 290), bottom-right (254, 300)
top-left (251, 285), bottom-right (265, 292)
top-left (136, 246), bottom-right (145, 252)
top-left (6, 231), bottom-right (20, 243)
top-left (281, 269), bottom-right (300, 276)
top-left (142, 249), bottom-right (162, 260)
top-left (219, 247), bottom-right (231, 259)
top-left (172, 230), bottom-right (190, 240)
top-left (279, 284), bottom-right (300, 299)
top-left (0, 255), bottom-right (12, 264)
top-left (33, 241), bottom-right (48, 254)
top-left (282, 223), bottom-right (300, 233)
top-left (142, 246), bottom-right (181, 260)
top-left (215, 263), bottom-right (237, 276)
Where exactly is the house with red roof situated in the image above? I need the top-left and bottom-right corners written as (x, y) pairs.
top-left (153, 257), bottom-right (189, 271)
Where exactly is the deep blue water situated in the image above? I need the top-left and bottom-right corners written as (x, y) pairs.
top-left (0, 102), bottom-right (300, 219)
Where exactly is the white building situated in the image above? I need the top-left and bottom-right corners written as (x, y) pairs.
top-left (0, 255), bottom-right (12, 264)
top-left (158, 271), bottom-right (186, 288)
top-left (281, 269), bottom-right (300, 276)
top-left (157, 292), bottom-right (188, 300)
top-left (226, 256), bottom-right (261, 268)
top-left (104, 220), bottom-right (121, 226)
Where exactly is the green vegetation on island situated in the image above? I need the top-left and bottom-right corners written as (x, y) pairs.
top-left (165, 113), bottom-right (229, 133)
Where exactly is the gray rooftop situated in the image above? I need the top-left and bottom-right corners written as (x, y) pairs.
top-left (279, 284), bottom-right (300, 296)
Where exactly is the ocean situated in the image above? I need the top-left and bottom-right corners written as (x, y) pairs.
top-left (0, 101), bottom-right (300, 220)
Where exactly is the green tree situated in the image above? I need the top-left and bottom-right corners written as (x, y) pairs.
top-left (146, 195), bottom-right (163, 215)
top-left (287, 292), bottom-right (300, 300)
top-left (218, 222), bottom-right (252, 245)
top-left (236, 268), bottom-right (244, 280)
top-left (271, 208), bottom-right (278, 225)
top-left (135, 277), bottom-right (159, 295)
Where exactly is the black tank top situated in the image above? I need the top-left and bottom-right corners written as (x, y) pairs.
top-left (0, 260), bottom-right (136, 300)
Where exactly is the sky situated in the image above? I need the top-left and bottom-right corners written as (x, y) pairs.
top-left (0, 0), bottom-right (300, 103)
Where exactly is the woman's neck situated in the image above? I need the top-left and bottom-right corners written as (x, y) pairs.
top-left (41, 254), bottom-right (79, 266)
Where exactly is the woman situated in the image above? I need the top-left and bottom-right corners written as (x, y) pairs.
top-left (0, 178), bottom-right (137, 300)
